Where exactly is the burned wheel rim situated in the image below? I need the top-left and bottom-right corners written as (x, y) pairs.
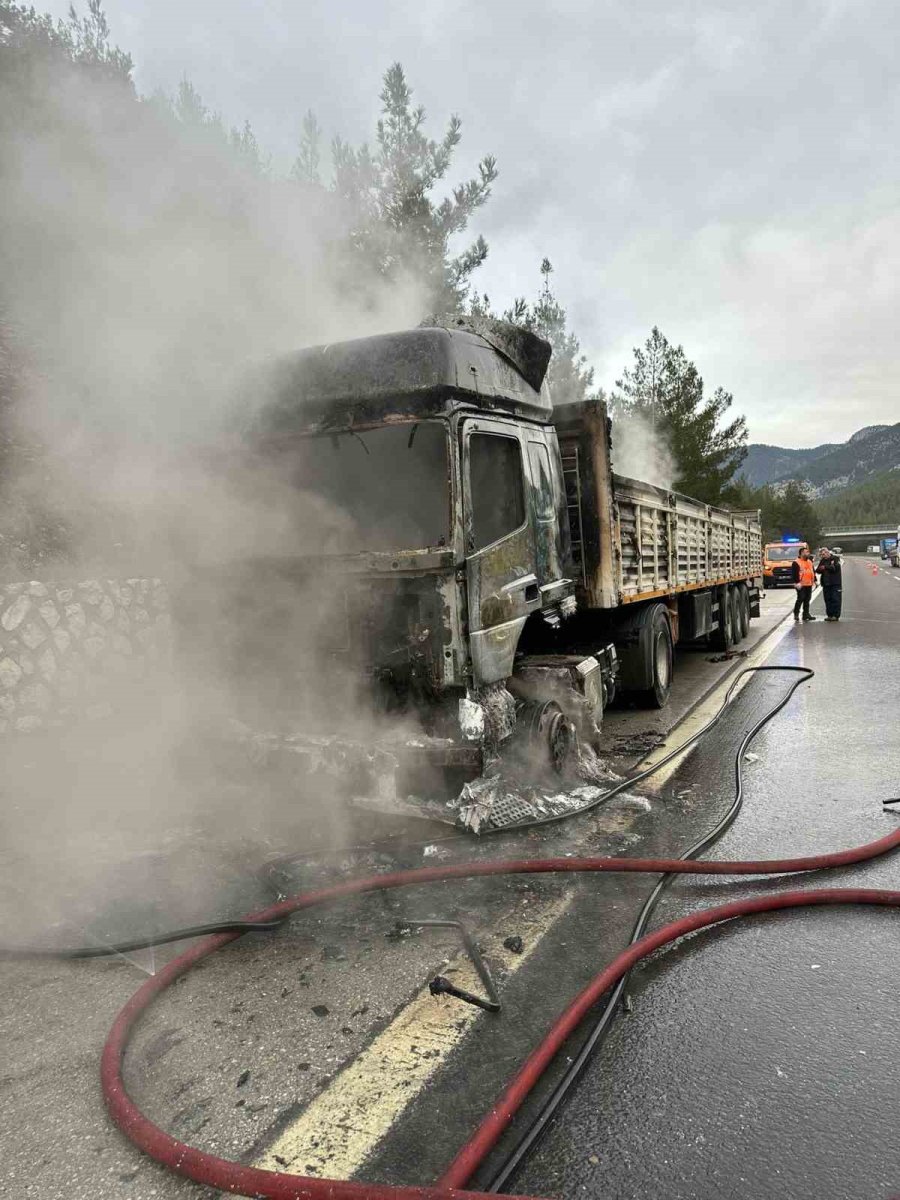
top-left (515, 699), bottom-right (576, 775)
top-left (546, 709), bottom-right (576, 774)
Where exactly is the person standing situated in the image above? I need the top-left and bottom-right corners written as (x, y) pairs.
top-left (816, 548), bottom-right (842, 621)
top-left (792, 546), bottom-right (817, 621)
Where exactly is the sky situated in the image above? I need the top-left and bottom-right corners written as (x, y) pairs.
top-left (39, 0), bottom-right (900, 447)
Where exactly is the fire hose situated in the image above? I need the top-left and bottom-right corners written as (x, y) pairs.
top-left (101, 862), bottom-right (900, 1200)
top-left (26, 663), bottom-right (900, 1195)
top-left (101, 869), bottom-right (900, 1189)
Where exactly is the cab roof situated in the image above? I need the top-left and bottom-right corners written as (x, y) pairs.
top-left (252, 321), bottom-right (553, 436)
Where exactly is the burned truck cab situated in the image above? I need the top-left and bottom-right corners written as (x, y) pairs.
top-left (249, 319), bottom-right (615, 800)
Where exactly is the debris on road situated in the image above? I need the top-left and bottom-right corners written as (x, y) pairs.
top-left (503, 935), bottom-right (524, 954)
top-left (609, 730), bottom-right (667, 756)
top-left (707, 649), bottom-right (750, 663)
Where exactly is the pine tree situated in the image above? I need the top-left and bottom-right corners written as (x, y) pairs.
top-left (502, 259), bottom-right (595, 405)
top-left (291, 110), bottom-right (322, 185)
top-left (725, 478), bottom-right (823, 549)
top-left (613, 326), bottom-right (748, 504)
top-left (328, 63), bottom-right (497, 315)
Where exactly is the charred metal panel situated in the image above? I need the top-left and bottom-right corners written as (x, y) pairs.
top-left (254, 325), bottom-right (552, 439)
top-left (470, 617), bottom-right (529, 686)
top-left (338, 573), bottom-right (458, 716)
top-left (553, 399), bottom-right (619, 608)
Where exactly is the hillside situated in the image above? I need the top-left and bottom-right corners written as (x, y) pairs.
top-left (741, 441), bottom-right (838, 488)
top-left (816, 468), bottom-right (900, 526)
top-left (742, 424), bottom-right (900, 497)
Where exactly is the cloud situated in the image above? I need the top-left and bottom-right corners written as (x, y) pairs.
top-left (32, 0), bottom-right (900, 444)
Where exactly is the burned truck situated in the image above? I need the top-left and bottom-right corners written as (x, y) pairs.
top-left (236, 319), bottom-right (762, 821)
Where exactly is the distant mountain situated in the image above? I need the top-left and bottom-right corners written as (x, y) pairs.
top-left (741, 423), bottom-right (900, 498)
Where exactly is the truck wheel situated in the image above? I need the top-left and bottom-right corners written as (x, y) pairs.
top-left (710, 585), bottom-right (734, 651)
top-left (636, 605), bottom-right (673, 709)
top-left (736, 585), bottom-right (750, 640)
top-left (514, 699), bottom-right (577, 774)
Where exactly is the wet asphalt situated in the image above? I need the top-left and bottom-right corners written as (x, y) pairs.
top-left (2, 561), bottom-right (897, 1199)
top-left (513, 557), bottom-right (900, 1200)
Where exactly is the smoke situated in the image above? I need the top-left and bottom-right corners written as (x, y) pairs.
top-left (610, 409), bottom-right (676, 490)
top-left (0, 30), bottom-right (433, 937)
top-left (1, 49), bottom-right (429, 564)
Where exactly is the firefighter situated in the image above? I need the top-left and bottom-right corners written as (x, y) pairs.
top-left (816, 547), bottom-right (843, 621)
top-left (791, 546), bottom-right (817, 621)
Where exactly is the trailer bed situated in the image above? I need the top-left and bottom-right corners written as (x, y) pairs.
top-left (553, 399), bottom-right (762, 609)
top-left (614, 475), bottom-right (762, 601)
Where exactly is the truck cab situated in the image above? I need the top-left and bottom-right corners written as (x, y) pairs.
top-left (234, 320), bottom-right (610, 797)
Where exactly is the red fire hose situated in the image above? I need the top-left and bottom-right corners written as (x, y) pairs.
top-left (101, 828), bottom-right (900, 1200)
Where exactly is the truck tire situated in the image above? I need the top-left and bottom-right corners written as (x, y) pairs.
top-left (636, 604), bottom-right (674, 709)
top-left (736, 584), bottom-right (750, 640)
top-left (710, 584), bottom-right (734, 651)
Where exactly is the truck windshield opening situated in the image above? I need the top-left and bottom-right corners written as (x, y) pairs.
top-left (766, 545), bottom-right (799, 561)
top-left (292, 421), bottom-right (450, 554)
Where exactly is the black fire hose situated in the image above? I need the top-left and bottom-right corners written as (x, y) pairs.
top-left (486, 663), bottom-right (814, 1190)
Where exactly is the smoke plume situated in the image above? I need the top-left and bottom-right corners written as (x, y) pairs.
top-left (610, 409), bottom-right (676, 490)
top-left (0, 24), bottom-right (431, 938)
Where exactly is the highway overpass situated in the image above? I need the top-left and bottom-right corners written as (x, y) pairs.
top-left (822, 524), bottom-right (897, 539)
top-left (820, 523), bottom-right (898, 552)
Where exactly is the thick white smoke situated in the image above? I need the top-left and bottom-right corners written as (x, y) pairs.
top-left (610, 410), bottom-right (676, 489)
top-left (0, 32), bottom-right (433, 939)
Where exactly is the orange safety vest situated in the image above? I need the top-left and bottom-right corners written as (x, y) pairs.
top-left (794, 557), bottom-right (815, 586)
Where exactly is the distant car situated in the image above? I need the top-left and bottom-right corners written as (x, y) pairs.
top-left (831, 545), bottom-right (843, 556)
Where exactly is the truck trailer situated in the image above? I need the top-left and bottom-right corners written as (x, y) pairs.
top-left (240, 319), bottom-right (763, 823)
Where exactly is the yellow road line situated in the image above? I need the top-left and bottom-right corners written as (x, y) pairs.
top-left (255, 891), bottom-right (572, 1179)
top-left (641, 604), bottom-right (799, 792)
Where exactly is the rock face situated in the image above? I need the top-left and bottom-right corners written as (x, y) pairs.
top-left (0, 578), bottom-right (170, 734)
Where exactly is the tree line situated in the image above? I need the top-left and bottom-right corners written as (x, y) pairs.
top-left (1, 1), bottom-right (825, 561)
top-left (816, 471), bottom-right (900, 529)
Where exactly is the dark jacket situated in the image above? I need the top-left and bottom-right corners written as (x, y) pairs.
top-left (816, 556), bottom-right (842, 586)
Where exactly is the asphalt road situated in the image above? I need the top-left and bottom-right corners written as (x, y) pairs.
top-left (515, 556), bottom-right (900, 1200)
top-left (3, 567), bottom-right (893, 1199)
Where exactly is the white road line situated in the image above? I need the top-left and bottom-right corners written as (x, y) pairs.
top-left (640, 609), bottom-right (798, 792)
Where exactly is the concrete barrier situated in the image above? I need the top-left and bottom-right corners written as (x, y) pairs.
top-left (0, 578), bottom-right (170, 733)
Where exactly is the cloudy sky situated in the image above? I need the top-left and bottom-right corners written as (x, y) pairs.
top-left (43, 0), bottom-right (900, 446)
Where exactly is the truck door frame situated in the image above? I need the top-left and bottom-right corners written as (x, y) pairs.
top-left (460, 416), bottom-right (540, 685)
